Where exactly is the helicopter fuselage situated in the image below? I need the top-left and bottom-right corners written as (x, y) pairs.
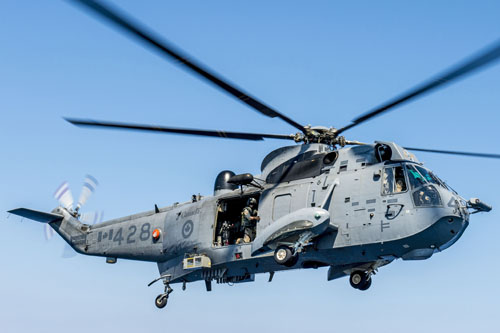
top-left (50, 142), bottom-right (471, 286)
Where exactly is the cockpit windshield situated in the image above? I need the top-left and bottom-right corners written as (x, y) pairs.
top-left (405, 164), bottom-right (448, 190)
top-left (404, 164), bottom-right (447, 207)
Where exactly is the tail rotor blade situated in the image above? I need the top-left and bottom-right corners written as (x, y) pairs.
top-left (80, 210), bottom-right (104, 225)
top-left (44, 224), bottom-right (55, 241)
top-left (61, 244), bottom-right (77, 259)
top-left (77, 175), bottom-right (99, 210)
top-left (54, 181), bottom-right (74, 210)
top-left (42, 223), bottom-right (76, 258)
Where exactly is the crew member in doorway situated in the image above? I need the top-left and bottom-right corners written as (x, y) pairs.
top-left (241, 198), bottom-right (260, 243)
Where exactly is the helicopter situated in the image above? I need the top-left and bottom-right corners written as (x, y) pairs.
top-left (8, 0), bottom-right (500, 309)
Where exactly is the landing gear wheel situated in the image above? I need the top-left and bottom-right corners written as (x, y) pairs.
top-left (284, 254), bottom-right (299, 267)
top-left (274, 246), bottom-right (295, 265)
top-left (349, 271), bottom-right (368, 289)
top-left (155, 281), bottom-right (173, 309)
top-left (155, 294), bottom-right (168, 309)
top-left (358, 277), bottom-right (372, 291)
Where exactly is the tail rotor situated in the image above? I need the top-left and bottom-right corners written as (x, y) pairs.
top-left (47, 175), bottom-right (103, 258)
top-left (59, 210), bottom-right (104, 258)
top-left (76, 174), bottom-right (99, 212)
top-left (44, 223), bottom-right (56, 241)
top-left (53, 181), bottom-right (74, 211)
top-left (80, 210), bottom-right (104, 225)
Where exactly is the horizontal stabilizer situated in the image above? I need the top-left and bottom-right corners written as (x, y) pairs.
top-left (8, 208), bottom-right (63, 223)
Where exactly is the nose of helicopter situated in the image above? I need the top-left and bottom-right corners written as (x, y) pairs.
top-left (430, 214), bottom-right (469, 252)
top-left (429, 189), bottom-right (470, 252)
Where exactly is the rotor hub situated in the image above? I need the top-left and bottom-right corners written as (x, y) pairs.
top-left (293, 125), bottom-right (346, 146)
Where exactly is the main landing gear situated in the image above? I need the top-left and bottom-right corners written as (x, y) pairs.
top-left (155, 281), bottom-right (173, 309)
top-left (148, 274), bottom-right (174, 309)
top-left (274, 245), bottom-right (299, 267)
top-left (273, 232), bottom-right (314, 267)
top-left (349, 271), bottom-right (372, 291)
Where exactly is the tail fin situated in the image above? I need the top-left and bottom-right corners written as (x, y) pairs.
top-left (8, 208), bottom-right (63, 223)
top-left (9, 207), bottom-right (88, 254)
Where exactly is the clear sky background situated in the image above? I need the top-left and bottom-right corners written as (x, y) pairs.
top-left (1, 1), bottom-right (499, 332)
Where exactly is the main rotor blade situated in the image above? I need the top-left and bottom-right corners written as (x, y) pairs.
top-left (66, 118), bottom-right (295, 141)
top-left (69, 0), bottom-right (305, 132)
top-left (404, 147), bottom-right (500, 159)
top-left (337, 39), bottom-right (500, 134)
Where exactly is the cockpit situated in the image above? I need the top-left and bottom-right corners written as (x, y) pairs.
top-left (382, 163), bottom-right (451, 208)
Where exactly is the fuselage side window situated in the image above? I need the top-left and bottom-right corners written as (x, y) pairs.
top-left (382, 165), bottom-right (407, 195)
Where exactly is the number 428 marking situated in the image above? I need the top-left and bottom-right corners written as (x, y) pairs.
top-left (97, 223), bottom-right (152, 244)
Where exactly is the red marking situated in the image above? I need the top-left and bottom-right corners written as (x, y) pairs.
top-left (152, 229), bottom-right (161, 240)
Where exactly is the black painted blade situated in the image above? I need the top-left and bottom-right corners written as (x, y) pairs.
top-left (404, 147), bottom-right (500, 159)
top-left (65, 118), bottom-right (294, 141)
top-left (69, 0), bottom-right (305, 132)
top-left (337, 39), bottom-right (500, 134)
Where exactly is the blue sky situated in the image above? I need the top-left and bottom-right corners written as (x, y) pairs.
top-left (1, 1), bottom-right (499, 332)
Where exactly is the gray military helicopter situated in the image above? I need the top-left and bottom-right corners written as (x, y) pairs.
top-left (9, 0), bottom-right (500, 309)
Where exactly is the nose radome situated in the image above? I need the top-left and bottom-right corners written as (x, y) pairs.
top-left (431, 215), bottom-right (469, 252)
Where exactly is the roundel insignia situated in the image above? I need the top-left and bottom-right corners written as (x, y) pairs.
top-left (182, 220), bottom-right (194, 239)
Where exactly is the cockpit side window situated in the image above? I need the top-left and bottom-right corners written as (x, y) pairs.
top-left (394, 166), bottom-right (407, 192)
top-left (382, 165), bottom-right (407, 195)
top-left (382, 167), bottom-right (394, 195)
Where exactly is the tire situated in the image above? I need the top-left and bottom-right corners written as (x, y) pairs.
top-left (349, 271), bottom-right (367, 289)
top-left (274, 246), bottom-right (293, 265)
top-left (358, 277), bottom-right (372, 291)
top-left (284, 254), bottom-right (299, 267)
top-left (155, 294), bottom-right (168, 309)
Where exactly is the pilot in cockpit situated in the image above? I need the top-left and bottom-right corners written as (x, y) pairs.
top-left (394, 167), bottom-right (407, 193)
